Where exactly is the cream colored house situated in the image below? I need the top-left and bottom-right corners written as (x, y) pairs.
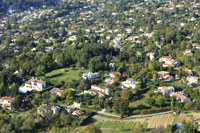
top-left (19, 77), bottom-right (46, 93)
top-left (0, 97), bottom-right (15, 110)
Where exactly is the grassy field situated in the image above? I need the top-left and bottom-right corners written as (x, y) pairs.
top-left (45, 68), bottom-right (89, 85)
top-left (96, 121), bottom-right (148, 131)
top-left (129, 90), bottom-right (153, 108)
top-left (102, 129), bottom-right (132, 133)
top-left (96, 121), bottom-right (135, 129)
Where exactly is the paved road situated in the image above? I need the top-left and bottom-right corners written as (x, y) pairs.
top-left (97, 111), bottom-right (173, 118)
top-left (97, 111), bottom-right (121, 118)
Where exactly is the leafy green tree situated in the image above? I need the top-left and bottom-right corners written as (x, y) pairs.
top-left (113, 98), bottom-right (129, 117)
top-left (79, 78), bottom-right (91, 90)
top-left (35, 65), bottom-right (45, 76)
top-left (59, 111), bottom-right (71, 126)
top-left (156, 97), bottom-right (165, 107)
top-left (144, 97), bottom-right (155, 106)
top-left (171, 97), bottom-right (174, 110)
top-left (182, 121), bottom-right (198, 133)
top-left (10, 83), bottom-right (18, 97)
top-left (120, 89), bottom-right (133, 100)
top-left (61, 89), bottom-right (75, 102)
top-left (88, 56), bottom-right (105, 72)
top-left (21, 113), bottom-right (35, 131)
top-left (56, 53), bottom-right (65, 67)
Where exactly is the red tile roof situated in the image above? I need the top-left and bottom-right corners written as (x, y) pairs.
top-left (0, 97), bottom-right (15, 101)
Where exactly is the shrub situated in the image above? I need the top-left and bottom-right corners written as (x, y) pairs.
top-left (61, 69), bottom-right (66, 72)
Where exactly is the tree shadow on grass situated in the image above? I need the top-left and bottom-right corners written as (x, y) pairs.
top-left (46, 73), bottom-right (64, 78)
top-left (81, 117), bottom-right (97, 126)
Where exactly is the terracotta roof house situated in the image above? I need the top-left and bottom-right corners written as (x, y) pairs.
top-left (45, 46), bottom-right (54, 51)
top-left (187, 76), bottom-right (199, 86)
top-left (106, 34), bottom-right (112, 40)
top-left (72, 110), bottom-right (84, 116)
top-left (84, 85), bottom-right (112, 97)
top-left (183, 68), bottom-right (193, 76)
top-left (157, 86), bottom-right (175, 95)
top-left (170, 92), bottom-right (191, 102)
top-left (158, 71), bottom-right (174, 82)
top-left (0, 97), bottom-right (15, 110)
top-left (183, 49), bottom-right (193, 55)
top-left (104, 72), bottom-right (121, 84)
top-left (159, 56), bottom-right (180, 67)
top-left (104, 78), bottom-right (115, 84)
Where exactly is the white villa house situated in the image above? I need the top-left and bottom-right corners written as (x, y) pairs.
top-left (121, 78), bottom-right (138, 89)
top-left (19, 77), bottom-right (46, 93)
top-left (81, 72), bottom-right (99, 80)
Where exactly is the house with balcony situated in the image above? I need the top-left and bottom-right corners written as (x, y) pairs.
top-left (0, 97), bottom-right (15, 110)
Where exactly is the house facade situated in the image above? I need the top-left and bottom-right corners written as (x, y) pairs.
top-left (104, 78), bottom-right (115, 84)
top-left (72, 110), bottom-right (84, 116)
top-left (109, 72), bottom-right (121, 79)
top-left (187, 76), bottom-right (199, 86)
top-left (170, 92), bottom-right (191, 102)
top-left (183, 49), bottom-right (193, 55)
top-left (121, 78), bottom-right (137, 89)
top-left (158, 71), bottom-right (174, 82)
top-left (81, 72), bottom-right (99, 80)
top-left (51, 106), bottom-right (61, 114)
top-left (183, 68), bottom-right (193, 76)
top-left (0, 97), bottom-right (15, 110)
top-left (19, 77), bottom-right (46, 93)
top-left (84, 85), bottom-right (112, 97)
top-left (50, 88), bottom-right (63, 96)
top-left (159, 56), bottom-right (180, 67)
top-left (157, 86), bottom-right (175, 95)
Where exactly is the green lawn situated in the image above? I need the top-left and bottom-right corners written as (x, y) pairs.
top-left (45, 68), bottom-right (89, 85)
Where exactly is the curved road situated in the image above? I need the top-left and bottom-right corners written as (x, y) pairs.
top-left (97, 111), bottom-right (173, 118)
